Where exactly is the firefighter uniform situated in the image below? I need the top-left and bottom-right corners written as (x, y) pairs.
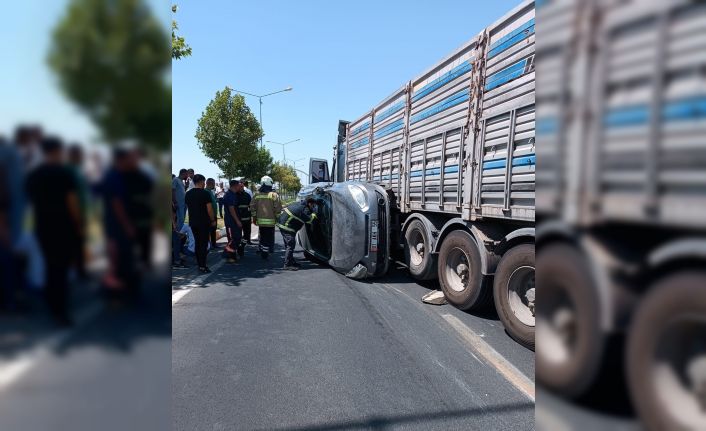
top-left (236, 190), bottom-right (252, 255)
top-left (250, 184), bottom-right (281, 258)
top-left (277, 200), bottom-right (317, 269)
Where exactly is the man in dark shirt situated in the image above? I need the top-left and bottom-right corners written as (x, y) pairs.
top-left (124, 150), bottom-right (154, 269)
top-left (235, 178), bottom-right (252, 256)
top-left (185, 174), bottom-right (216, 273)
top-left (26, 137), bottom-right (82, 326)
top-left (222, 179), bottom-right (242, 263)
top-left (101, 148), bottom-right (139, 296)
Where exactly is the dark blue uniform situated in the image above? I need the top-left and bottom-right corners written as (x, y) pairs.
top-left (276, 200), bottom-right (317, 268)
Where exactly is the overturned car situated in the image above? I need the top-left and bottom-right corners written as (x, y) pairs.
top-left (296, 181), bottom-right (390, 279)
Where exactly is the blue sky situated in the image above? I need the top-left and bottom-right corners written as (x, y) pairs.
top-left (1, 0), bottom-right (170, 146)
top-left (172, 0), bottom-right (522, 182)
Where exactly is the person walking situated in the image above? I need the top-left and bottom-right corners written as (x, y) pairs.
top-left (26, 137), bottom-right (82, 326)
top-left (277, 198), bottom-right (318, 270)
top-left (185, 174), bottom-right (216, 274)
top-left (206, 178), bottom-right (219, 248)
top-left (222, 179), bottom-right (242, 263)
top-left (250, 176), bottom-right (281, 260)
top-left (235, 177), bottom-right (252, 254)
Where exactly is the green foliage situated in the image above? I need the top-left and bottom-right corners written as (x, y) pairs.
top-left (236, 146), bottom-right (273, 183)
top-left (270, 162), bottom-right (302, 193)
top-left (195, 87), bottom-right (263, 179)
top-left (171, 4), bottom-right (191, 60)
top-left (48, 0), bottom-right (171, 149)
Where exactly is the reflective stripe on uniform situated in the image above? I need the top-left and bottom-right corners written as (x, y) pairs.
top-left (238, 204), bottom-right (249, 208)
top-left (241, 217), bottom-right (251, 221)
top-left (307, 213), bottom-right (317, 224)
top-left (276, 223), bottom-right (296, 233)
top-left (257, 218), bottom-right (276, 226)
top-left (284, 208), bottom-right (305, 224)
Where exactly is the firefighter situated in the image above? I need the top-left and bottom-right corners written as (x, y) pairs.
top-left (250, 176), bottom-right (281, 259)
top-left (277, 198), bottom-right (317, 270)
top-left (234, 177), bottom-right (252, 257)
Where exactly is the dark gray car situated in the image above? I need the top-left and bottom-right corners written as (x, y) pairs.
top-left (296, 181), bottom-right (390, 278)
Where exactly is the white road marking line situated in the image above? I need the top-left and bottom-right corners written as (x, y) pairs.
top-left (172, 258), bottom-right (226, 305)
top-left (0, 300), bottom-right (102, 392)
top-left (441, 313), bottom-right (535, 402)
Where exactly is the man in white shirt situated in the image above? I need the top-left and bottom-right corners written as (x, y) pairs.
top-left (185, 168), bottom-right (195, 191)
top-left (242, 180), bottom-right (254, 198)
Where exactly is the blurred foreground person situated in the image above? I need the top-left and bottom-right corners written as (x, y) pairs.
top-left (277, 198), bottom-right (317, 271)
top-left (126, 149), bottom-right (154, 269)
top-left (185, 174), bottom-right (216, 273)
top-left (26, 137), bottom-right (82, 326)
top-left (0, 135), bottom-right (24, 310)
top-left (67, 144), bottom-right (89, 280)
top-left (101, 148), bottom-right (139, 298)
top-left (250, 176), bottom-right (281, 260)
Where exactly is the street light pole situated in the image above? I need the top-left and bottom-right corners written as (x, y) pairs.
top-left (231, 86), bottom-right (292, 147)
top-left (265, 139), bottom-right (300, 163)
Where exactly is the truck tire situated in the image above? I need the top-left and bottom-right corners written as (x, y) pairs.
top-left (493, 244), bottom-right (535, 349)
top-left (404, 219), bottom-right (437, 280)
top-left (536, 243), bottom-right (604, 398)
top-left (438, 230), bottom-right (491, 311)
top-left (626, 272), bottom-right (706, 431)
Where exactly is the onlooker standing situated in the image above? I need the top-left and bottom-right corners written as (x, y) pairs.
top-left (235, 178), bottom-right (252, 250)
top-left (250, 175), bottom-right (281, 259)
top-left (102, 148), bottom-right (139, 295)
top-left (172, 201), bottom-right (187, 268)
top-left (223, 179), bottom-right (242, 263)
top-left (185, 174), bottom-right (216, 273)
top-left (216, 182), bottom-right (225, 219)
top-left (67, 144), bottom-right (89, 279)
top-left (126, 149), bottom-right (155, 269)
top-left (185, 168), bottom-right (195, 191)
top-left (172, 169), bottom-right (188, 229)
top-left (206, 178), bottom-right (219, 248)
top-left (26, 137), bottom-right (82, 326)
top-left (243, 180), bottom-right (254, 199)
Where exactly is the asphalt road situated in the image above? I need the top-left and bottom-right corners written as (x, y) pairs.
top-left (172, 237), bottom-right (535, 431)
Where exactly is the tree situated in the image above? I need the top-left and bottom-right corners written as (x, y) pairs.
top-left (48, 0), bottom-right (171, 150)
top-left (270, 162), bottom-right (302, 192)
top-left (236, 146), bottom-right (273, 183)
top-left (195, 87), bottom-right (263, 178)
top-left (171, 4), bottom-right (192, 60)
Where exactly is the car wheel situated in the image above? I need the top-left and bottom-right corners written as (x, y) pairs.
top-left (626, 271), bottom-right (706, 431)
top-left (404, 219), bottom-right (437, 280)
top-left (536, 243), bottom-right (604, 398)
top-left (437, 230), bottom-right (491, 311)
top-left (493, 243), bottom-right (535, 349)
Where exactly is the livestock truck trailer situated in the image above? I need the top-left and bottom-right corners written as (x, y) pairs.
top-left (333, 0), bottom-right (537, 348)
top-left (536, 0), bottom-right (706, 429)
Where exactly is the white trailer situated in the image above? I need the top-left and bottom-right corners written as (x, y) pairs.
top-left (336, 0), bottom-right (537, 348)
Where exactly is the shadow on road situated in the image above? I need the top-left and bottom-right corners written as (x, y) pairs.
top-left (252, 402), bottom-right (534, 431)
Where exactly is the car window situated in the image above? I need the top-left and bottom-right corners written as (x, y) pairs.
top-left (305, 192), bottom-right (332, 259)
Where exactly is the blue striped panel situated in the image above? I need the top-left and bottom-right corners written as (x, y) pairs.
top-left (350, 136), bottom-right (369, 149)
top-left (603, 106), bottom-right (649, 128)
top-left (512, 155), bottom-right (535, 167)
top-left (375, 101), bottom-right (405, 123)
top-left (412, 61), bottom-right (473, 103)
top-left (409, 166), bottom-right (460, 178)
top-left (485, 58), bottom-right (528, 91)
top-left (663, 96), bottom-right (706, 122)
top-left (374, 118), bottom-right (405, 140)
top-left (488, 19), bottom-right (535, 60)
top-left (537, 117), bottom-right (558, 135)
top-left (483, 158), bottom-right (507, 170)
top-left (410, 90), bottom-right (469, 124)
top-left (350, 122), bottom-right (370, 137)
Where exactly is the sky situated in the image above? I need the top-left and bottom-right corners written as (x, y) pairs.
top-left (172, 0), bottom-right (522, 183)
top-left (1, 0), bottom-right (170, 147)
